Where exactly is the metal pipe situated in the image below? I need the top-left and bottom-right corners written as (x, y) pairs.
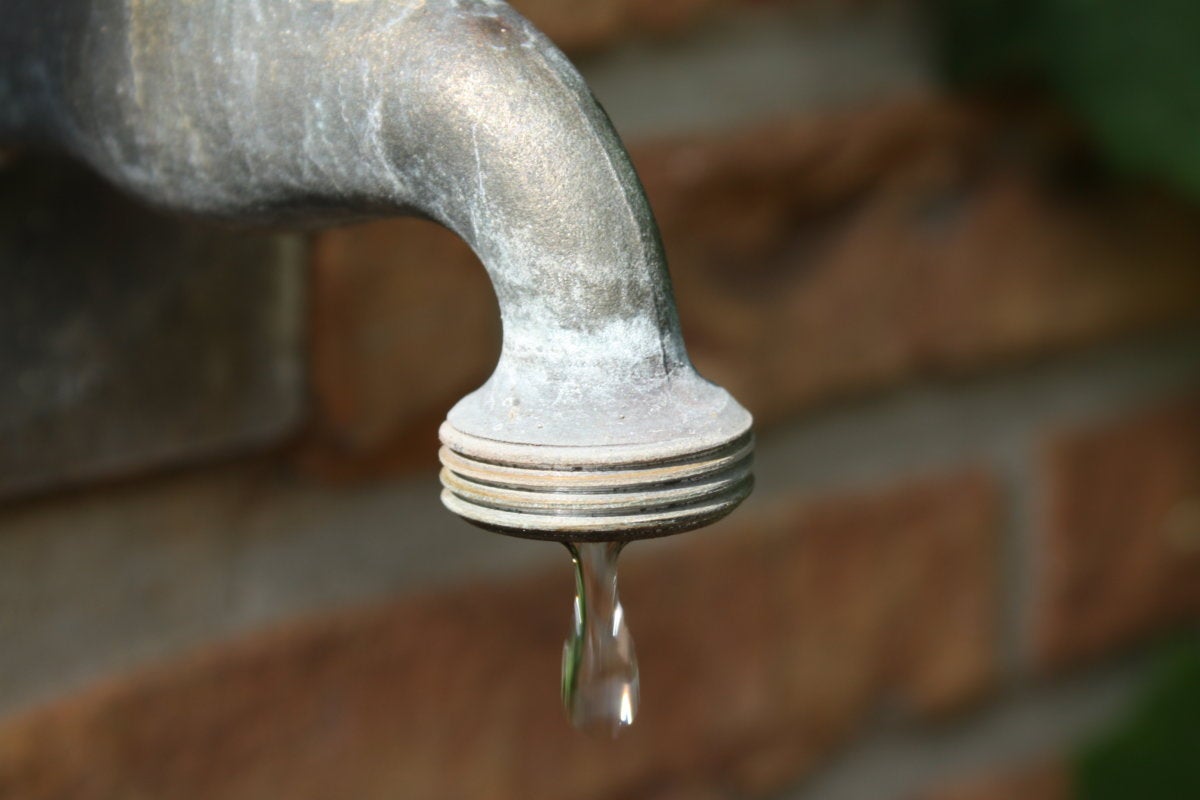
top-left (1, 0), bottom-right (753, 541)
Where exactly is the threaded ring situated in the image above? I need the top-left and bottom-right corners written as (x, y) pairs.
top-left (438, 424), bottom-right (754, 541)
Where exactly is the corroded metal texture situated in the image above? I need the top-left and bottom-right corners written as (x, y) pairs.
top-left (439, 429), bottom-right (754, 540)
top-left (0, 0), bottom-right (753, 540)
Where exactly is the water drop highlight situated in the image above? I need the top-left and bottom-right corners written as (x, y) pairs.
top-left (561, 541), bottom-right (639, 737)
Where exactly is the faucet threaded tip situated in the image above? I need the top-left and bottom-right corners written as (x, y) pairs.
top-left (438, 423), bottom-right (754, 542)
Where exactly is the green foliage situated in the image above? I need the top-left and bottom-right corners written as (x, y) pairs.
top-left (1075, 639), bottom-right (1200, 800)
top-left (933, 0), bottom-right (1200, 201)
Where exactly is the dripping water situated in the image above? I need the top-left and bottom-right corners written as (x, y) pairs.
top-left (561, 541), bottom-right (639, 737)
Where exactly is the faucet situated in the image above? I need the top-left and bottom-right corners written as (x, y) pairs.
top-left (0, 0), bottom-right (754, 544)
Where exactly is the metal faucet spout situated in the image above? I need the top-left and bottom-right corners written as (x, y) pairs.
top-left (1, 0), bottom-right (753, 540)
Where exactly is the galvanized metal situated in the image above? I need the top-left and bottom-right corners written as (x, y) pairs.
top-left (0, 0), bottom-right (753, 540)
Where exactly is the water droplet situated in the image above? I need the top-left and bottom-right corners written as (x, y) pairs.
top-left (561, 540), bottom-right (639, 737)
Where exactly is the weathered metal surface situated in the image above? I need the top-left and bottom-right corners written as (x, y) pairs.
top-left (439, 430), bottom-right (754, 540)
top-left (0, 157), bottom-right (304, 498)
top-left (0, 0), bottom-right (752, 539)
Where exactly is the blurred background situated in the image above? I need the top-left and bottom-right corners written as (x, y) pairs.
top-left (2, 0), bottom-right (1199, 798)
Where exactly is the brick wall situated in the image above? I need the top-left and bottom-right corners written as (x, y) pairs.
top-left (2, 2), bottom-right (1199, 799)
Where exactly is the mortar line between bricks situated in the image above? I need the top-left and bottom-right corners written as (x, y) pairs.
top-left (992, 448), bottom-right (1034, 684)
top-left (575, 0), bottom-right (935, 139)
top-left (749, 325), bottom-right (1200, 506)
top-left (1009, 432), bottom-right (1047, 680)
top-left (775, 649), bottom-right (1156, 800)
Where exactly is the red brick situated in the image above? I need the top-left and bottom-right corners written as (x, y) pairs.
top-left (641, 101), bottom-right (1200, 426)
top-left (509, 0), bottom-right (626, 53)
top-left (1035, 394), bottom-right (1200, 670)
top-left (510, 0), bottom-right (719, 54)
top-left (0, 471), bottom-right (999, 800)
top-left (918, 760), bottom-right (1070, 800)
top-left (301, 218), bottom-right (499, 479)
top-left (301, 99), bottom-right (1200, 478)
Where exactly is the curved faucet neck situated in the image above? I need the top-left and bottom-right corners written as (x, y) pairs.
top-left (1, 0), bottom-right (753, 540)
